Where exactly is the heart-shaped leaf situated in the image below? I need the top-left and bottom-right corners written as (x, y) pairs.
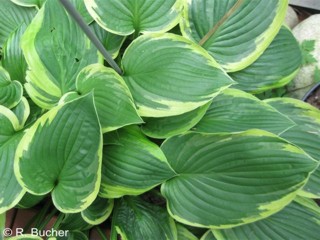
top-left (85, 0), bottom-right (183, 36)
top-left (15, 94), bottom-right (102, 213)
top-left (193, 88), bottom-right (295, 135)
top-left (122, 33), bottom-right (234, 117)
top-left (76, 64), bottom-right (143, 133)
top-left (161, 131), bottom-right (317, 228)
top-left (180, 0), bottom-right (288, 72)
top-left (0, 67), bottom-right (23, 109)
top-left (100, 126), bottom-right (176, 198)
top-left (21, 0), bottom-right (101, 109)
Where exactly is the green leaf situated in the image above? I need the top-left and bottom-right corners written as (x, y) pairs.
top-left (122, 33), bottom-right (234, 117)
top-left (230, 26), bottom-right (302, 93)
top-left (10, 0), bottom-right (45, 8)
top-left (16, 192), bottom-right (45, 208)
top-left (0, 105), bottom-right (26, 214)
top-left (51, 231), bottom-right (89, 240)
top-left (0, 0), bottom-right (36, 47)
top-left (0, 67), bottom-right (23, 109)
top-left (160, 130), bottom-right (317, 228)
top-left (81, 196), bottom-right (114, 225)
top-left (60, 214), bottom-right (92, 231)
top-left (201, 231), bottom-right (216, 240)
top-left (14, 94), bottom-right (103, 213)
top-left (91, 21), bottom-right (126, 59)
top-left (84, 0), bottom-right (183, 36)
top-left (213, 198), bottom-right (320, 240)
top-left (76, 64), bottom-right (143, 133)
top-left (112, 197), bottom-right (177, 240)
top-left (300, 40), bottom-right (318, 65)
top-left (181, 0), bottom-right (288, 72)
top-left (2, 23), bottom-right (28, 84)
top-left (21, 0), bottom-right (101, 109)
top-left (0, 213), bottom-right (5, 239)
top-left (193, 88), bottom-right (295, 135)
top-left (142, 101), bottom-right (211, 139)
top-left (266, 98), bottom-right (320, 198)
top-left (314, 67), bottom-right (320, 83)
top-left (177, 224), bottom-right (199, 240)
top-left (11, 97), bottom-right (30, 128)
top-left (7, 235), bottom-right (42, 240)
top-left (100, 126), bottom-right (176, 198)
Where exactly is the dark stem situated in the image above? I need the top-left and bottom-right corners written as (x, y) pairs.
top-left (9, 208), bottom-right (18, 229)
top-left (199, 0), bottom-right (244, 46)
top-left (59, 0), bottom-right (123, 75)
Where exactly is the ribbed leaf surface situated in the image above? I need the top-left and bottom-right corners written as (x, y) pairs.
top-left (266, 98), bottom-right (320, 198)
top-left (0, 0), bottom-right (36, 46)
top-left (122, 33), bottom-right (233, 117)
top-left (21, 0), bottom-right (100, 109)
top-left (213, 198), bottom-right (320, 240)
top-left (230, 26), bottom-right (302, 93)
top-left (112, 197), bottom-right (177, 240)
top-left (76, 64), bottom-right (142, 133)
top-left (10, 0), bottom-right (45, 8)
top-left (81, 196), bottom-right (113, 225)
top-left (15, 94), bottom-right (102, 213)
top-left (177, 224), bottom-right (199, 240)
top-left (142, 102), bottom-right (210, 139)
top-left (161, 131), bottom-right (317, 228)
top-left (180, 0), bottom-right (287, 72)
top-left (85, 0), bottom-right (182, 36)
top-left (100, 126), bottom-right (176, 198)
top-left (193, 88), bottom-right (294, 135)
top-left (0, 67), bottom-right (23, 109)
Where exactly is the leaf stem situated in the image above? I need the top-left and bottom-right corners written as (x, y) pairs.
top-left (59, 0), bottom-right (123, 75)
top-left (96, 226), bottom-right (109, 240)
top-left (199, 0), bottom-right (244, 46)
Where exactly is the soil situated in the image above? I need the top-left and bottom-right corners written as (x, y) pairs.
top-left (305, 86), bottom-right (320, 109)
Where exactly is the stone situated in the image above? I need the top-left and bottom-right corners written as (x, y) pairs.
top-left (285, 6), bottom-right (299, 29)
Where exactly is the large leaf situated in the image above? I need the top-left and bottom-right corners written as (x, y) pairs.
top-left (0, 103), bottom-right (28, 214)
top-left (10, 0), bottom-right (45, 8)
top-left (180, 0), bottom-right (288, 72)
top-left (84, 0), bottom-right (182, 36)
top-left (193, 88), bottom-right (294, 135)
top-left (2, 23), bottom-right (28, 84)
top-left (91, 22), bottom-right (126, 59)
top-left (100, 126), bottom-right (176, 198)
top-left (14, 94), bottom-right (103, 213)
top-left (81, 196), bottom-right (114, 225)
top-left (21, 0), bottom-right (101, 109)
top-left (0, 67), bottom-right (23, 109)
top-left (230, 26), bottom-right (302, 93)
top-left (266, 98), bottom-right (320, 198)
top-left (0, 0), bottom-right (36, 47)
top-left (213, 197), bottom-right (320, 240)
top-left (142, 101), bottom-right (211, 139)
top-left (112, 197), bottom-right (177, 240)
top-left (76, 64), bottom-right (143, 132)
top-left (160, 131), bottom-right (317, 228)
top-left (122, 33), bottom-right (234, 117)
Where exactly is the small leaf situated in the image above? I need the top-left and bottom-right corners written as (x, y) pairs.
top-left (112, 197), bottom-right (178, 240)
top-left (301, 40), bottom-right (317, 65)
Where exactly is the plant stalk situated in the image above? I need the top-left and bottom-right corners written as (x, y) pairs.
top-left (59, 0), bottom-right (123, 75)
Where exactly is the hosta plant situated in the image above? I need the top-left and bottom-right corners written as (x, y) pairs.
top-left (0, 0), bottom-right (320, 239)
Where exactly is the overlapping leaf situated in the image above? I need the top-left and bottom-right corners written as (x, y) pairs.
top-left (76, 64), bottom-right (143, 133)
top-left (112, 197), bottom-right (177, 240)
top-left (0, 67), bottom-right (23, 109)
top-left (0, 0), bottom-right (36, 46)
top-left (81, 196), bottom-right (113, 225)
top-left (266, 98), bottom-right (320, 198)
top-left (0, 101), bottom-right (28, 214)
top-left (161, 131), bottom-right (317, 228)
top-left (213, 197), bottom-right (320, 240)
top-left (230, 26), bottom-right (302, 93)
top-left (10, 0), bottom-right (45, 8)
top-left (180, 0), bottom-right (288, 72)
top-left (177, 224), bottom-right (199, 240)
top-left (193, 88), bottom-right (294, 135)
top-left (85, 0), bottom-right (182, 36)
top-left (122, 33), bottom-right (234, 117)
top-left (21, 0), bottom-right (100, 109)
top-left (15, 94), bottom-right (102, 213)
top-left (100, 126), bottom-right (176, 198)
